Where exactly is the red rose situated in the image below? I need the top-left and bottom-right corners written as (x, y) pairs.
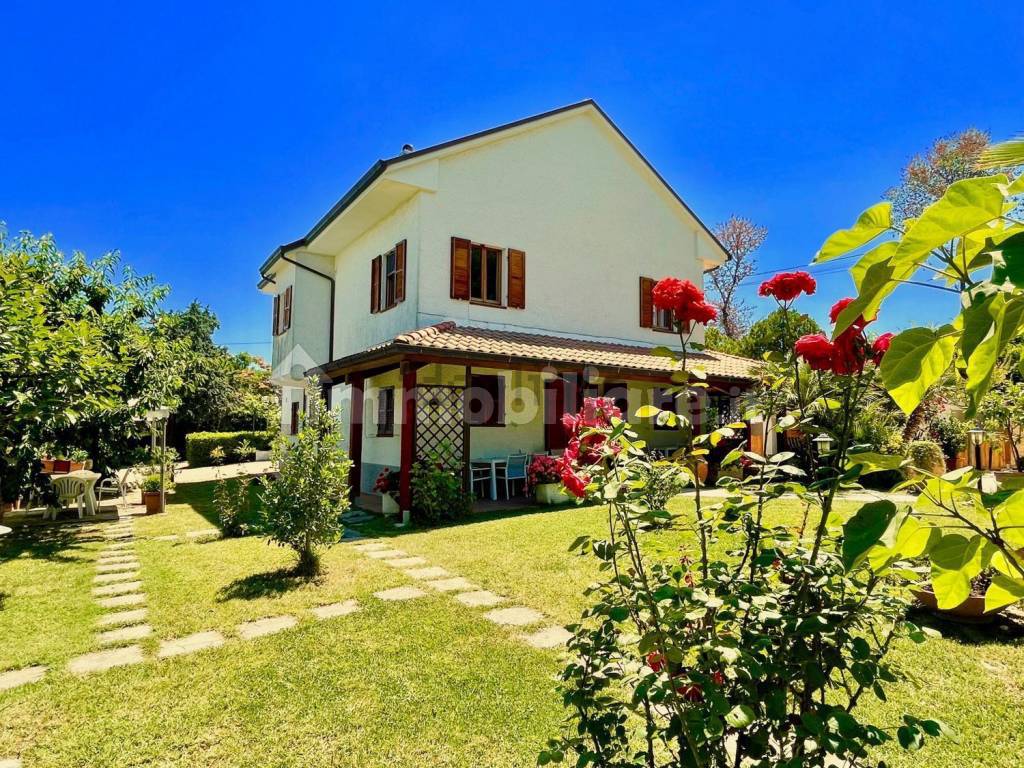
top-left (646, 652), bottom-right (667, 673)
top-left (581, 396), bottom-right (621, 428)
top-left (674, 679), bottom-right (703, 702)
top-left (872, 332), bottom-right (893, 365)
top-left (831, 326), bottom-right (870, 376)
top-left (559, 462), bottom-right (590, 498)
top-left (794, 333), bottom-right (835, 371)
top-left (758, 271), bottom-right (816, 302)
top-left (829, 297), bottom-right (874, 329)
top-left (711, 670), bottom-right (725, 686)
top-left (651, 277), bottom-right (718, 327)
top-left (679, 300), bottom-right (719, 325)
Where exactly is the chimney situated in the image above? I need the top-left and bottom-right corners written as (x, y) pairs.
top-left (401, 143), bottom-right (414, 155)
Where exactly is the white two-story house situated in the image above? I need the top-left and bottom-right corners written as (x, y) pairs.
top-left (258, 100), bottom-right (758, 515)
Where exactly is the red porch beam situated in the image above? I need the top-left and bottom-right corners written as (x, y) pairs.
top-left (398, 362), bottom-right (418, 515)
top-left (347, 373), bottom-right (364, 500)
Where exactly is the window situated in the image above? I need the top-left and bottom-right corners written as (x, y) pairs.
top-left (470, 244), bottom-right (502, 304)
top-left (289, 401), bottom-right (300, 435)
top-left (376, 387), bottom-right (395, 437)
top-left (467, 374), bottom-right (505, 427)
top-left (707, 393), bottom-right (739, 429)
top-left (601, 382), bottom-right (629, 419)
top-left (273, 286), bottom-right (293, 336)
top-left (653, 307), bottom-right (673, 332)
top-left (639, 277), bottom-right (685, 333)
top-left (371, 240), bottom-right (406, 313)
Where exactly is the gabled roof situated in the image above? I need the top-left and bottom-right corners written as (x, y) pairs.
top-left (259, 99), bottom-right (729, 281)
top-left (316, 322), bottom-right (759, 384)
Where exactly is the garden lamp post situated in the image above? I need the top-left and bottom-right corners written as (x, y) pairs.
top-left (145, 406), bottom-right (173, 512)
top-left (813, 433), bottom-right (834, 455)
top-left (968, 426), bottom-right (986, 493)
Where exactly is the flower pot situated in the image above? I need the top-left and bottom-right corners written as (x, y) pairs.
top-left (535, 482), bottom-right (569, 505)
top-left (41, 458), bottom-right (55, 473)
top-left (380, 493), bottom-right (400, 516)
top-left (69, 461), bottom-right (86, 472)
top-left (911, 586), bottom-right (1004, 624)
top-left (142, 490), bottom-right (164, 515)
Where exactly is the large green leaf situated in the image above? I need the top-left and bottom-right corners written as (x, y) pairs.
top-left (851, 241), bottom-right (897, 290)
top-left (965, 295), bottom-right (1024, 417)
top-left (879, 325), bottom-right (960, 415)
top-left (929, 533), bottom-right (989, 609)
top-left (990, 231), bottom-right (1024, 288)
top-left (891, 175), bottom-right (1009, 270)
top-left (867, 513), bottom-right (941, 573)
top-left (984, 573), bottom-right (1024, 612)
top-left (842, 500), bottom-right (897, 570)
top-left (814, 202), bottom-right (892, 263)
top-left (846, 451), bottom-right (907, 475)
top-left (994, 490), bottom-right (1024, 549)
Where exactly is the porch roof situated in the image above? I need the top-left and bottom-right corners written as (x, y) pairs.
top-left (315, 322), bottom-right (760, 384)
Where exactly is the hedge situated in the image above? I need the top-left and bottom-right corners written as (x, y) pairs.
top-left (185, 431), bottom-right (273, 467)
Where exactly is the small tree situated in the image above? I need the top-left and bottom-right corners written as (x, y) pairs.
top-left (707, 216), bottom-right (766, 338)
top-left (259, 379), bottom-right (351, 576)
top-left (979, 380), bottom-right (1024, 471)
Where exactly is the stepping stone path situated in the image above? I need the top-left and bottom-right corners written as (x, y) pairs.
top-left (158, 631), bottom-right (225, 659)
top-left (351, 540), bottom-right (569, 650)
top-left (98, 592), bottom-right (146, 609)
top-left (98, 623), bottom-right (153, 645)
top-left (236, 615), bottom-right (297, 640)
top-left (153, 534), bottom-right (180, 542)
top-left (94, 570), bottom-right (140, 584)
top-left (312, 600), bottom-right (360, 620)
top-left (0, 758), bottom-right (22, 767)
top-left (93, 580), bottom-right (143, 597)
top-left (96, 561), bottom-right (140, 573)
top-left (104, 541), bottom-right (135, 551)
top-left (0, 665), bottom-right (47, 692)
top-left (98, 608), bottom-right (148, 627)
top-left (68, 645), bottom-right (144, 675)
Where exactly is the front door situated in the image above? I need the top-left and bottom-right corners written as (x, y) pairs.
top-left (544, 378), bottom-right (570, 451)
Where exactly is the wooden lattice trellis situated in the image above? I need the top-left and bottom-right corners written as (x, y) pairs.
top-left (415, 384), bottom-right (466, 471)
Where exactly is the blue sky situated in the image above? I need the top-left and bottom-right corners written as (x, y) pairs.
top-left (3, 1), bottom-right (1021, 359)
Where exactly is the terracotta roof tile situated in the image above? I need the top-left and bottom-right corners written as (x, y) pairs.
top-left (387, 322), bottom-right (759, 381)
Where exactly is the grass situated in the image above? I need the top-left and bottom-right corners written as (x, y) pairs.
top-left (1, 480), bottom-right (1023, 766)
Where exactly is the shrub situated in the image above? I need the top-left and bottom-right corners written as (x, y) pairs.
top-left (258, 380), bottom-right (350, 576)
top-left (214, 476), bottom-right (251, 537)
top-left (930, 416), bottom-right (966, 464)
top-left (410, 450), bottom-right (473, 525)
top-left (906, 439), bottom-right (945, 473)
top-left (141, 473), bottom-right (174, 493)
top-left (185, 431), bottom-right (272, 467)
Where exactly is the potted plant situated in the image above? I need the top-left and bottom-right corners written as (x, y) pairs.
top-left (68, 448), bottom-right (90, 471)
top-left (528, 455), bottom-right (569, 505)
top-left (374, 468), bottom-right (400, 516)
top-left (911, 570), bottom-right (1005, 624)
top-left (141, 473), bottom-right (173, 514)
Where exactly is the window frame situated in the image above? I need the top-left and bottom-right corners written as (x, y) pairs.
top-left (376, 387), bottom-right (395, 437)
top-left (467, 374), bottom-right (505, 427)
top-left (383, 249), bottom-right (398, 310)
top-left (469, 243), bottom-right (504, 306)
top-left (289, 401), bottom-right (300, 436)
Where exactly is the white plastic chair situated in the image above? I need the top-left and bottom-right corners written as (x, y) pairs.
top-left (96, 468), bottom-right (133, 514)
top-left (49, 475), bottom-right (87, 520)
top-left (497, 454), bottom-right (529, 499)
top-left (470, 462), bottom-right (492, 499)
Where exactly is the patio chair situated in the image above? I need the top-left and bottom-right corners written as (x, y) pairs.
top-left (96, 468), bottom-right (133, 515)
top-left (496, 454), bottom-right (529, 499)
top-left (48, 475), bottom-right (87, 520)
top-left (470, 462), bottom-right (493, 499)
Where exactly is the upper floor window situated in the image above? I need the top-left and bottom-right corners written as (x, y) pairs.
top-left (639, 276), bottom-right (687, 334)
top-left (371, 240), bottom-right (406, 313)
top-left (451, 237), bottom-right (525, 309)
top-left (273, 286), bottom-right (293, 336)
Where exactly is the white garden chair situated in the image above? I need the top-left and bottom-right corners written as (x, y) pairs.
top-left (48, 475), bottom-right (88, 520)
top-left (96, 468), bottom-right (133, 515)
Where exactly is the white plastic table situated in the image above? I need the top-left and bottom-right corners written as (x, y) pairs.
top-left (67, 470), bottom-right (101, 515)
top-left (469, 458), bottom-right (508, 501)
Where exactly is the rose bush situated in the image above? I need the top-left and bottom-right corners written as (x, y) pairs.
top-left (541, 278), bottom-right (948, 768)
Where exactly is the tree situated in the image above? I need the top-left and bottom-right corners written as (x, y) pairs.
top-left (737, 308), bottom-right (821, 360)
top-left (706, 216), bottom-right (766, 338)
top-left (258, 379), bottom-right (350, 576)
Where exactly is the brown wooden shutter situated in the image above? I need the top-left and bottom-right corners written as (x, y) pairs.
top-left (395, 240), bottom-right (406, 303)
top-left (272, 294), bottom-right (280, 336)
top-left (639, 277), bottom-right (655, 328)
top-left (450, 237), bottom-right (470, 300)
top-left (507, 248), bottom-right (526, 309)
top-left (283, 286), bottom-right (293, 331)
top-left (370, 255), bottom-right (382, 313)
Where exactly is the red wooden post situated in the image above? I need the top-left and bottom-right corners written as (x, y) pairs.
top-left (399, 362), bottom-right (417, 514)
top-left (348, 373), bottom-right (364, 500)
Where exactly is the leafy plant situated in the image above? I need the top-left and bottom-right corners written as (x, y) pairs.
top-left (905, 440), bottom-right (945, 474)
top-left (141, 473), bottom-right (173, 493)
top-left (410, 448), bottom-right (473, 525)
top-left (258, 379), bottom-right (350, 576)
top-left (214, 475), bottom-right (251, 537)
top-left (930, 415), bottom-right (967, 463)
top-left (373, 467), bottom-right (399, 496)
top-left (526, 455), bottom-right (560, 489)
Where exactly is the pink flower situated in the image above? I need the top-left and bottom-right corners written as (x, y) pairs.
top-left (758, 271), bottom-right (816, 302)
top-left (581, 396), bottom-right (621, 428)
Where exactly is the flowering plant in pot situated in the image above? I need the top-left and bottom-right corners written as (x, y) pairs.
top-left (528, 455), bottom-right (567, 505)
top-left (140, 473), bottom-right (174, 514)
top-left (541, 275), bottom-right (951, 767)
top-left (374, 468), bottom-right (400, 516)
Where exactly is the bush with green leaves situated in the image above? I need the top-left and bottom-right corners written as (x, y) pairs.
top-left (410, 448), bottom-right (473, 526)
top-left (905, 440), bottom-right (945, 473)
top-left (185, 431), bottom-right (272, 467)
top-left (929, 415), bottom-right (967, 464)
top-left (214, 475), bottom-right (251, 537)
top-left (258, 380), bottom-right (350, 576)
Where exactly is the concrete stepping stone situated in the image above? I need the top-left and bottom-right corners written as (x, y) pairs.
top-left (94, 570), bottom-right (140, 584)
top-left (185, 529), bottom-right (220, 540)
top-left (96, 561), bottom-right (140, 573)
top-left (406, 566), bottom-right (451, 580)
top-left (236, 615), bottom-right (297, 640)
top-left (98, 623), bottom-right (152, 645)
top-left (311, 600), bottom-right (360, 620)
top-left (0, 665), bottom-right (47, 692)
top-left (374, 586), bottom-right (427, 601)
top-left (98, 608), bottom-right (148, 627)
top-left (93, 580), bottom-right (143, 597)
top-left (98, 553), bottom-right (137, 563)
top-left (352, 541), bottom-right (390, 551)
top-left (158, 631), bottom-right (225, 659)
top-left (104, 533), bottom-right (134, 541)
top-left (425, 577), bottom-right (477, 592)
top-left (104, 541), bottom-right (135, 551)
top-left (0, 758), bottom-right (22, 767)
top-left (454, 590), bottom-right (505, 608)
top-left (523, 626), bottom-right (573, 649)
top-left (365, 548), bottom-right (406, 559)
top-left (98, 593), bottom-right (146, 609)
top-left (483, 607), bottom-right (545, 626)
top-left (384, 556), bottom-right (428, 568)
top-left (153, 534), bottom-right (180, 541)
top-left (68, 645), bottom-right (144, 675)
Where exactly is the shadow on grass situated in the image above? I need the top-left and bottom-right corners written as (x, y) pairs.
top-left (218, 566), bottom-right (310, 601)
top-left (167, 480), bottom-right (264, 531)
top-left (0, 522), bottom-right (93, 564)
top-left (907, 606), bottom-right (1024, 645)
top-left (353, 500), bottom-right (582, 541)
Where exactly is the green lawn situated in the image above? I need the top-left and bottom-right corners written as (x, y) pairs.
top-left (1, 482), bottom-right (1022, 767)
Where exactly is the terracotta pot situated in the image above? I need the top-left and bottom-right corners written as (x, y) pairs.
top-left (911, 586), bottom-right (1004, 624)
top-left (68, 461), bottom-right (86, 472)
top-left (41, 458), bottom-right (55, 473)
top-left (142, 491), bottom-right (164, 515)
top-left (535, 482), bottom-right (570, 505)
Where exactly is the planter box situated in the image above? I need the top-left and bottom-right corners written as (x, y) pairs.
top-left (380, 493), bottom-right (400, 516)
top-left (142, 491), bottom-right (164, 515)
top-left (535, 483), bottom-right (570, 505)
top-left (911, 587), bottom-right (1004, 624)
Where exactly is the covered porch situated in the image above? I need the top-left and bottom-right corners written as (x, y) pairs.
top-left (314, 323), bottom-right (760, 517)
